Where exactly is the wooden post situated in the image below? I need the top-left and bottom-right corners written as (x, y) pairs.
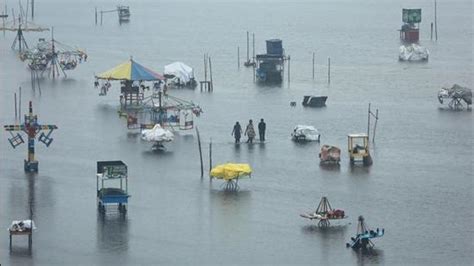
top-left (31, 0), bottom-right (34, 19)
top-left (367, 103), bottom-right (371, 139)
top-left (246, 31), bottom-right (250, 62)
top-left (252, 33), bottom-right (255, 63)
top-left (434, 0), bottom-right (438, 41)
top-left (209, 138), bottom-right (212, 172)
top-left (95, 7), bottom-right (98, 25)
top-left (208, 56), bottom-right (213, 91)
top-left (237, 46), bottom-right (240, 69)
top-left (203, 53), bottom-right (207, 82)
top-left (14, 92), bottom-right (17, 119)
top-left (372, 109), bottom-right (379, 143)
top-left (19, 87), bottom-right (21, 118)
top-left (100, 11), bottom-right (103, 25)
top-left (430, 22), bottom-right (433, 41)
top-left (287, 55), bottom-right (290, 84)
top-left (327, 57), bottom-right (331, 84)
top-left (312, 52), bottom-right (315, 80)
top-left (196, 127), bottom-right (204, 178)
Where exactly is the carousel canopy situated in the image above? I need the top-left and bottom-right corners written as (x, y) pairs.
top-left (210, 163), bottom-right (252, 180)
top-left (96, 59), bottom-right (164, 81)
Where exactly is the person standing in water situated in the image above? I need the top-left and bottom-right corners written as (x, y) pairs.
top-left (245, 119), bottom-right (256, 143)
top-left (231, 122), bottom-right (242, 143)
top-left (258, 118), bottom-right (266, 142)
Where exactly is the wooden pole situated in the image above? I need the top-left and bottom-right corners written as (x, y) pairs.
top-left (100, 11), bottom-right (103, 25)
top-left (327, 57), bottom-right (331, 84)
top-left (209, 138), bottom-right (212, 172)
top-left (203, 54), bottom-right (207, 82)
top-left (237, 46), bottom-right (240, 69)
top-left (430, 22), bottom-right (433, 41)
top-left (312, 52), bottom-right (315, 80)
top-left (31, 0), bottom-right (34, 19)
top-left (196, 127), bottom-right (204, 178)
top-left (95, 7), bottom-right (98, 25)
top-left (246, 31), bottom-right (249, 62)
top-left (252, 33), bottom-right (255, 63)
top-left (14, 93), bottom-right (17, 119)
top-left (19, 87), bottom-right (22, 118)
top-left (209, 56), bottom-right (213, 91)
top-left (434, 0), bottom-right (438, 41)
top-left (372, 109), bottom-right (379, 143)
top-left (287, 55), bottom-right (290, 84)
top-left (367, 103), bottom-right (371, 139)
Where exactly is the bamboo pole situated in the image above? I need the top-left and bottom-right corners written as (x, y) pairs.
top-left (209, 56), bottom-right (213, 91)
top-left (246, 31), bottom-right (249, 61)
top-left (327, 57), bottom-right (331, 84)
top-left (312, 52), bottom-right (315, 80)
top-left (31, 0), bottom-right (34, 19)
top-left (237, 46), bottom-right (240, 69)
top-left (14, 93), bottom-right (17, 119)
top-left (287, 55), bottom-right (290, 84)
top-left (372, 109), bottom-right (379, 143)
top-left (209, 138), bottom-right (212, 172)
top-left (367, 103), bottom-right (371, 139)
top-left (434, 0), bottom-right (438, 41)
top-left (95, 7), bottom-right (98, 25)
top-left (196, 127), bottom-right (204, 178)
top-left (19, 87), bottom-right (22, 118)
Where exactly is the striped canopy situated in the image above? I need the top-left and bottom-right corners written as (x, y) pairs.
top-left (96, 59), bottom-right (164, 81)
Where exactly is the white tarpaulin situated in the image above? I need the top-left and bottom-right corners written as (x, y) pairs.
top-left (141, 124), bottom-right (174, 142)
top-left (164, 62), bottom-right (194, 85)
top-left (292, 125), bottom-right (320, 142)
top-left (399, 44), bottom-right (429, 61)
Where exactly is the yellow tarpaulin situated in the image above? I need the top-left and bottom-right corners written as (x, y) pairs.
top-left (210, 163), bottom-right (252, 180)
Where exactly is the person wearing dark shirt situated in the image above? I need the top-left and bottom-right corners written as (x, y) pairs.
top-left (258, 118), bottom-right (266, 142)
top-left (231, 122), bottom-right (242, 143)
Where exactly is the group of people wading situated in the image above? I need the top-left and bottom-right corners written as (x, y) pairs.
top-left (231, 119), bottom-right (266, 144)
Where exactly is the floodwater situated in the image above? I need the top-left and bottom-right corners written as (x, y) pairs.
top-left (0, 0), bottom-right (472, 265)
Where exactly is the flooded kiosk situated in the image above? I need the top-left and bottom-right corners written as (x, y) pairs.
top-left (348, 133), bottom-right (372, 166)
top-left (96, 161), bottom-right (130, 214)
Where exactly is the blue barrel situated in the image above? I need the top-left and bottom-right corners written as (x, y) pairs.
top-left (266, 39), bottom-right (283, 55)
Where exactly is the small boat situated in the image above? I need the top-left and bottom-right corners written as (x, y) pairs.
top-left (302, 96), bottom-right (328, 107)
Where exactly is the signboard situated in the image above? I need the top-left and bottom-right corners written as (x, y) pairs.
top-left (402, 9), bottom-right (422, 23)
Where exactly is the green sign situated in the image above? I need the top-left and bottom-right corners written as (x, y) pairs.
top-left (402, 9), bottom-right (422, 23)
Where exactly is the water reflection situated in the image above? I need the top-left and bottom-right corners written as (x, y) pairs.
top-left (96, 212), bottom-right (129, 254)
top-left (352, 248), bottom-right (385, 266)
top-left (319, 163), bottom-right (341, 172)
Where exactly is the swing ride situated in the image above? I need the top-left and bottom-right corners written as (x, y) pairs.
top-left (95, 58), bottom-right (203, 134)
top-left (300, 197), bottom-right (347, 227)
top-left (210, 163), bottom-right (252, 191)
top-left (346, 215), bottom-right (384, 249)
top-left (438, 84), bottom-right (472, 111)
top-left (0, 16), bottom-right (49, 53)
top-left (19, 28), bottom-right (88, 78)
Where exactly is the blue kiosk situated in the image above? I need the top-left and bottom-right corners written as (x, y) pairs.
top-left (96, 161), bottom-right (130, 214)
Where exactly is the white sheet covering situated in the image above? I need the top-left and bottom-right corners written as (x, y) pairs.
top-left (292, 125), bottom-right (320, 141)
top-left (399, 44), bottom-right (429, 61)
top-left (164, 62), bottom-right (194, 85)
top-left (141, 124), bottom-right (174, 142)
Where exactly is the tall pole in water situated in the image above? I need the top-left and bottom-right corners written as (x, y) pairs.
top-left (237, 46), bottom-right (240, 69)
top-left (312, 52), bottom-right (315, 80)
top-left (434, 0), bottom-right (438, 41)
top-left (327, 57), bottom-right (331, 84)
top-left (246, 31), bottom-right (249, 62)
top-left (367, 103), bottom-right (371, 140)
top-left (252, 33), bottom-right (255, 64)
top-left (31, 0), bottom-right (34, 19)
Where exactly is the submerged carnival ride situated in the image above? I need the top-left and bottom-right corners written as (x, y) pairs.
top-left (95, 58), bottom-right (203, 149)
